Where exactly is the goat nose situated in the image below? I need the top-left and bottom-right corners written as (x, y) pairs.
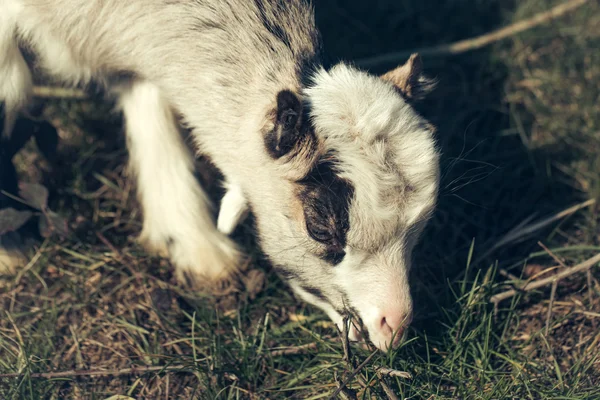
top-left (379, 311), bottom-right (412, 345)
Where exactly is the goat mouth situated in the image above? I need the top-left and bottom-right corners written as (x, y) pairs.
top-left (338, 312), bottom-right (367, 341)
top-left (339, 312), bottom-right (411, 351)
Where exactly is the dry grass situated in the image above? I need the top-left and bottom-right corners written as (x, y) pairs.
top-left (1, 0), bottom-right (600, 398)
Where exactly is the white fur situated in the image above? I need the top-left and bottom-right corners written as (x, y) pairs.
top-left (119, 82), bottom-right (240, 283)
top-left (0, 0), bottom-right (32, 137)
top-left (333, 244), bottom-right (414, 350)
top-left (306, 64), bottom-right (439, 246)
top-left (217, 182), bottom-right (249, 235)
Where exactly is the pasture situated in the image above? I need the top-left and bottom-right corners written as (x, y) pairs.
top-left (1, 0), bottom-right (599, 398)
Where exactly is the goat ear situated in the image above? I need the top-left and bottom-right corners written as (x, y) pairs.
top-left (381, 53), bottom-right (435, 101)
top-left (264, 89), bottom-right (304, 159)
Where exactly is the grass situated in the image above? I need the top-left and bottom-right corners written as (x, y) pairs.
top-left (1, 0), bottom-right (600, 398)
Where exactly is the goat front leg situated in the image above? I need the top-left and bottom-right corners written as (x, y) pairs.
top-left (0, 9), bottom-right (33, 138)
top-left (120, 81), bottom-right (241, 285)
top-left (217, 181), bottom-right (249, 235)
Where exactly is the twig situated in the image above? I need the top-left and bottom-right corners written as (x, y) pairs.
top-left (356, 0), bottom-right (590, 68)
top-left (527, 265), bottom-right (560, 282)
top-left (376, 366), bottom-right (409, 400)
top-left (0, 365), bottom-right (189, 379)
top-left (329, 350), bottom-right (378, 400)
top-left (545, 280), bottom-right (558, 335)
top-left (475, 199), bottom-right (596, 266)
top-left (334, 372), bottom-right (358, 400)
top-left (491, 253), bottom-right (600, 305)
top-left (5, 312), bottom-right (24, 347)
top-left (341, 316), bottom-right (352, 365)
top-left (337, 315), bottom-right (371, 391)
top-left (498, 268), bottom-right (520, 281)
top-left (165, 373), bottom-right (170, 400)
top-left (32, 85), bottom-right (88, 100)
top-left (587, 269), bottom-right (594, 306)
top-left (576, 310), bottom-right (600, 319)
top-left (95, 231), bottom-right (125, 261)
top-left (268, 342), bottom-right (317, 356)
top-left (377, 367), bottom-right (413, 379)
top-left (378, 379), bottom-right (400, 400)
top-left (538, 241), bottom-right (568, 269)
top-left (14, 240), bottom-right (48, 286)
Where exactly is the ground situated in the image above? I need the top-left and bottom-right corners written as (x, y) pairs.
top-left (1, 0), bottom-right (599, 398)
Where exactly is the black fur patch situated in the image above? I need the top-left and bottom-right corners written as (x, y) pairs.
top-left (264, 90), bottom-right (301, 158)
top-left (255, 0), bottom-right (292, 50)
top-left (322, 250), bottom-right (346, 265)
top-left (299, 284), bottom-right (328, 303)
top-left (254, 0), bottom-right (321, 86)
top-left (264, 90), bottom-right (318, 160)
top-left (298, 154), bottom-right (354, 265)
top-left (297, 52), bottom-right (321, 89)
top-left (273, 266), bottom-right (332, 308)
top-left (275, 265), bottom-right (300, 281)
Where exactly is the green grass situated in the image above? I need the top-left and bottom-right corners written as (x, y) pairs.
top-left (1, 0), bottom-right (600, 398)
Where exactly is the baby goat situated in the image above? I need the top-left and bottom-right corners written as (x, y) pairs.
top-left (0, 0), bottom-right (440, 351)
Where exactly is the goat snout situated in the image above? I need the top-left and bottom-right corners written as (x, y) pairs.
top-left (369, 309), bottom-right (413, 350)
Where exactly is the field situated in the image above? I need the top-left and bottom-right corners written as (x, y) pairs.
top-left (1, 0), bottom-right (599, 398)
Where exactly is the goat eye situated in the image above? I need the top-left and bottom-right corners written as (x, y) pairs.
top-left (306, 222), bottom-right (333, 243)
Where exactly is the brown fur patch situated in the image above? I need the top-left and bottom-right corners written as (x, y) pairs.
top-left (381, 53), bottom-right (436, 101)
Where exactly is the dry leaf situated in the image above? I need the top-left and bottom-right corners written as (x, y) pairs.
top-left (0, 208), bottom-right (34, 235)
top-left (243, 269), bottom-right (266, 300)
top-left (39, 210), bottom-right (69, 238)
top-left (18, 182), bottom-right (49, 211)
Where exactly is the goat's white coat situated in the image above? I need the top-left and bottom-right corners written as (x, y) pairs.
top-left (0, 1), bottom-right (32, 136)
top-left (119, 82), bottom-right (240, 281)
top-left (1, 0), bottom-right (440, 351)
top-left (217, 182), bottom-right (249, 235)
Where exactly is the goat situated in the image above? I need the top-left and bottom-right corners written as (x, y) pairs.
top-left (0, 0), bottom-right (440, 351)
